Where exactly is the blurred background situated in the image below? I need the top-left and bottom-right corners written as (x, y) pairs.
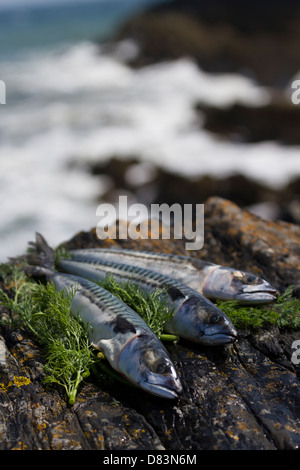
top-left (1, 0), bottom-right (300, 260)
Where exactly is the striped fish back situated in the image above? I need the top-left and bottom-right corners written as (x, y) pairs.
top-left (60, 257), bottom-right (197, 298)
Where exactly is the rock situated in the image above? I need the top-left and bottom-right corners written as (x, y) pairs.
top-left (0, 197), bottom-right (300, 450)
top-left (197, 98), bottom-right (300, 146)
top-left (200, 197), bottom-right (300, 293)
top-left (148, 0), bottom-right (300, 35)
top-left (114, 1), bottom-right (300, 87)
top-left (88, 156), bottom-right (300, 225)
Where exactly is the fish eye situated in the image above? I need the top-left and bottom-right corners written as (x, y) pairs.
top-left (242, 274), bottom-right (262, 285)
top-left (209, 313), bottom-right (221, 324)
top-left (151, 360), bottom-right (171, 375)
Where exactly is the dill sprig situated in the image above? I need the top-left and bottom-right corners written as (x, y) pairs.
top-left (98, 275), bottom-right (177, 340)
top-left (0, 265), bottom-right (95, 404)
top-left (54, 246), bottom-right (73, 268)
top-left (216, 285), bottom-right (300, 330)
top-left (28, 283), bottom-right (95, 404)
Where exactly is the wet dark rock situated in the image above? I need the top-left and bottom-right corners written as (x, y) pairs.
top-left (200, 197), bottom-right (300, 292)
top-left (294, 284), bottom-right (300, 299)
top-left (197, 98), bottom-right (300, 145)
top-left (88, 156), bottom-right (300, 225)
top-left (114, 1), bottom-right (300, 87)
top-left (149, 0), bottom-right (300, 36)
top-left (1, 197), bottom-right (300, 449)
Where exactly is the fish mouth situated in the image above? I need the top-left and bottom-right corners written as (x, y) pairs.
top-left (203, 332), bottom-right (237, 345)
top-left (210, 332), bottom-right (236, 343)
top-left (236, 290), bottom-right (278, 304)
top-left (201, 326), bottom-right (238, 345)
top-left (117, 372), bottom-right (181, 399)
top-left (145, 382), bottom-right (181, 399)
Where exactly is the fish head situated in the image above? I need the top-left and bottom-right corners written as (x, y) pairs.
top-left (117, 334), bottom-right (182, 399)
top-left (171, 296), bottom-right (238, 346)
top-left (202, 267), bottom-right (278, 304)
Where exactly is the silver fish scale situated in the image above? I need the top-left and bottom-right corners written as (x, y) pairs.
top-left (71, 248), bottom-right (214, 269)
top-left (72, 248), bottom-right (194, 268)
top-left (65, 256), bottom-right (197, 298)
top-left (60, 272), bottom-right (154, 333)
top-left (69, 249), bottom-right (214, 290)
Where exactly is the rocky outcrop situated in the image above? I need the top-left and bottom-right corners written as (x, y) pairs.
top-left (62, 196), bottom-right (300, 293)
top-left (197, 98), bottom-right (300, 146)
top-left (0, 197), bottom-right (299, 450)
top-left (201, 197), bottom-right (300, 293)
top-left (88, 157), bottom-right (300, 225)
top-left (114, 0), bottom-right (300, 88)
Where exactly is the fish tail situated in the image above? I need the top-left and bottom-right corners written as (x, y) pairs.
top-left (33, 232), bottom-right (55, 269)
top-left (19, 232), bottom-right (55, 278)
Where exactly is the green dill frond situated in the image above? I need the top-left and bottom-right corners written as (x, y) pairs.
top-left (216, 285), bottom-right (300, 330)
top-left (26, 283), bottom-right (96, 404)
top-left (54, 246), bottom-right (72, 269)
top-left (271, 286), bottom-right (300, 329)
top-left (0, 264), bottom-right (36, 328)
top-left (98, 275), bottom-right (175, 339)
top-left (0, 266), bottom-right (95, 404)
top-left (42, 336), bottom-right (93, 404)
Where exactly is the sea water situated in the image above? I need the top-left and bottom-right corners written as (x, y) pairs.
top-left (0, 0), bottom-right (299, 261)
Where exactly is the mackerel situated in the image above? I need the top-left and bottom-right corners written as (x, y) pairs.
top-left (27, 234), bottom-right (182, 399)
top-left (57, 256), bottom-right (238, 345)
top-left (69, 248), bottom-right (277, 304)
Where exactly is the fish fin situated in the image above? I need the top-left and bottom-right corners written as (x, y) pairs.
top-left (32, 232), bottom-right (55, 270)
top-left (23, 265), bottom-right (53, 278)
top-left (9, 233), bottom-right (55, 279)
top-left (96, 338), bottom-right (120, 370)
top-left (97, 333), bottom-right (138, 371)
top-left (167, 286), bottom-right (186, 301)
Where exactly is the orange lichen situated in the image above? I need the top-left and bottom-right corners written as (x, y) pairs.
top-left (0, 376), bottom-right (31, 392)
top-left (226, 430), bottom-right (239, 441)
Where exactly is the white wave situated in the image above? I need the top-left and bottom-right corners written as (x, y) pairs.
top-left (1, 40), bottom-right (299, 260)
